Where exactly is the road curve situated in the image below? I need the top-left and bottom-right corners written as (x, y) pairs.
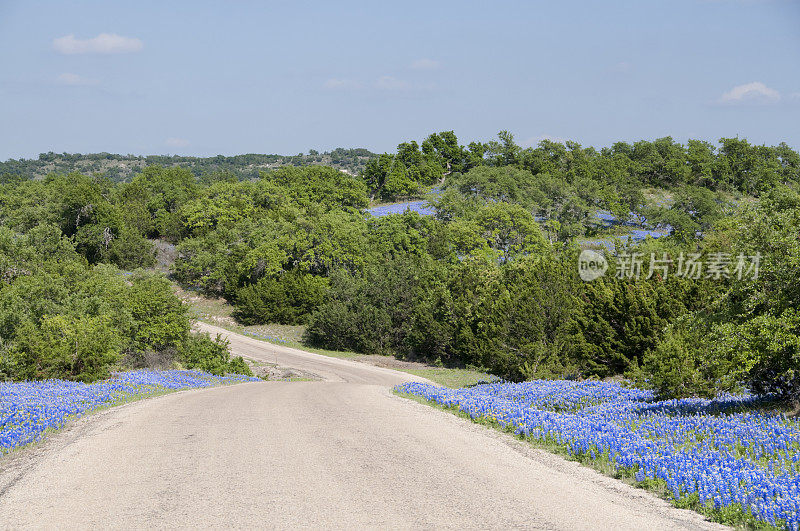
top-left (0, 326), bottom-right (723, 530)
top-left (194, 322), bottom-right (431, 386)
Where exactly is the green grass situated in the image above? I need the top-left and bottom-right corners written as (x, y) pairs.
top-left (237, 331), bottom-right (361, 360)
top-left (191, 309), bottom-right (495, 388)
top-left (237, 329), bottom-right (494, 387)
top-left (178, 282), bottom-right (500, 388)
top-left (177, 286), bottom-right (235, 320)
top-left (397, 391), bottom-right (780, 530)
top-left (283, 342), bottom-right (360, 359)
top-left (400, 367), bottom-right (498, 388)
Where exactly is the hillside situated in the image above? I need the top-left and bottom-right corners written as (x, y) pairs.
top-left (0, 148), bottom-right (377, 182)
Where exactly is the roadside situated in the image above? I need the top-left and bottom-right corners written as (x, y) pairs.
top-left (176, 284), bottom-right (496, 388)
top-left (1, 371), bottom-right (259, 460)
top-left (1, 321), bottom-right (727, 529)
top-left (0, 375), bottom-right (723, 529)
top-left (396, 391), bottom-right (742, 529)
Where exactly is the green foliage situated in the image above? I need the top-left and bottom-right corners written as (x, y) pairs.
top-left (645, 185), bottom-right (725, 239)
top-left (3, 131), bottom-right (798, 399)
top-left (636, 185), bottom-right (800, 401)
top-left (0, 149), bottom-right (376, 182)
top-left (267, 165), bottom-right (368, 210)
top-left (305, 255), bottom-right (448, 356)
top-left (302, 299), bottom-right (364, 352)
top-left (571, 275), bottom-right (713, 377)
top-left (0, 259), bottom-right (193, 382)
top-left (0, 172), bottom-right (155, 269)
top-left (717, 137), bottom-right (784, 194)
top-left (180, 180), bottom-right (254, 236)
top-left (447, 165), bottom-right (545, 207)
top-left (474, 202), bottom-right (548, 261)
top-left (307, 252), bottom-right (582, 380)
top-left (0, 227), bottom-right (213, 382)
top-left (723, 311), bottom-right (800, 400)
top-left (636, 320), bottom-right (746, 399)
top-left (125, 273), bottom-right (190, 352)
top-left (178, 333), bottom-right (252, 376)
top-left (9, 315), bottom-right (120, 382)
top-left (119, 165), bottom-right (198, 240)
top-left (233, 271), bottom-right (329, 325)
top-left (421, 131), bottom-right (473, 174)
top-left (364, 138), bottom-right (447, 200)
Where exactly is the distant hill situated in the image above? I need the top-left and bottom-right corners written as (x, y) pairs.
top-left (0, 148), bottom-right (377, 181)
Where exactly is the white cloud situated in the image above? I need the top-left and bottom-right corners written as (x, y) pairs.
top-left (374, 76), bottom-right (410, 90)
top-left (790, 92), bottom-right (800, 101)
top-left (165, 137), bottom-right (189, 148)
top-left (53, 33), bottom-right (143, 55)
top-left (719, 81), bottom-right (780, 104)
top-left (56, 72), bottom-right (98, 86)
top-left (410, 58), bottom-right (440, 71)
top-left (322, 78), bottom-right (361, 90)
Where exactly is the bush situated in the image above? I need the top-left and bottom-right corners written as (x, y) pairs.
top-left (635, 324), bottom-right (720, 399)
top-left (125, 273), bottom-right (191, 352)
top-left (737, 310), bottom-right (800, 403)
top-left (9, 315), bottom-right (120, 382)
top-left (634, 315), bottom-right (762, 400)
top-left (0, 264), bottom-right (196, 382)
top-left (303, 300), bottom-right (363, 351)
top-left (233, 270), bottom-right (328, 325)
top-left (178, 333), bottom-right (253, 376)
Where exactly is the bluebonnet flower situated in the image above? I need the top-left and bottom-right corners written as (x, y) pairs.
top-left (1, 370), bottom-right (259, 454)
top-left (396, 380), bottom-right (800, 530)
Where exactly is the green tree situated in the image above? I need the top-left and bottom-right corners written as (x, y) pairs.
top-left (125, 273), bottom-right (190, 352)
top-left (10, 314), bottom-right (120, 382)
top-left (179, 333), bottom-right (252, 376)
top-left (233, 270), bottom-right (329, 325)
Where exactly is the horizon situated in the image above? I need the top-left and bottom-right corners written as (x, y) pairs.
top-left (3, 130), bottom-right (797, 163)
top-left (2, 0), bottom-right (799, 159)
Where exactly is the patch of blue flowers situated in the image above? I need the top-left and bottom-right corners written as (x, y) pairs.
top-left (241, 330), bottom-right (289, 344)
top-left (396, 380), bottom-right (800, 529)
top-left (370, 201), bottom-right (668, 248)
top-left (368, 200), bottom-right (435, 217)
top-left (1, 370), bottom-right (259, 454)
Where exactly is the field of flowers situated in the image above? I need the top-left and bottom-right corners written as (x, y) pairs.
top-left (370, 201), bottom-right (669, 250)
top-left (1, 370), bottom-right (259, 454)
top-left (368, 199), bottom-right (435, 217)
top-left (396, 380), bottom-right (800, 530)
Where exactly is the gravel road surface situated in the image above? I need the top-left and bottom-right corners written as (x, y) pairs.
top-left (0, 323), bottom-right (724, 529)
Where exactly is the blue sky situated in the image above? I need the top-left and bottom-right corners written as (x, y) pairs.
top-left (1, 0), bottom-right (799, 160)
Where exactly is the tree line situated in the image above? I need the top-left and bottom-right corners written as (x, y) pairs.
top-left (0, 148), bottom-right (376, 182)
top-left (0, 131), bottom-right (797, 403)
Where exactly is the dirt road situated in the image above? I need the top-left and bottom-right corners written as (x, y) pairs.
top-left (0, 324), bottom-right (723, 529)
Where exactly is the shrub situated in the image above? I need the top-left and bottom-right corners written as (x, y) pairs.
top-left (737, 310), bottom-right (800, 403)
top-left (125, 273), bottom-right (191, 352)
top-left (233, 271), bottom-right (328, 325)
top-left (303, 300), bottom-right (362, 351)
top-left (9, 315), bottom-right (120, 382)
top-left (179, 333), bottom-right (253, 376)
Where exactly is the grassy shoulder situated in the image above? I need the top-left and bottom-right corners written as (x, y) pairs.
top-left (396, 391), bottom-right (778, 530)
top-left (220, 321), bottom-right (493, 387)
top-left (399, 367), bottom-right (497, 388)
top-left (177, 283), bottom-right (499, 388)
